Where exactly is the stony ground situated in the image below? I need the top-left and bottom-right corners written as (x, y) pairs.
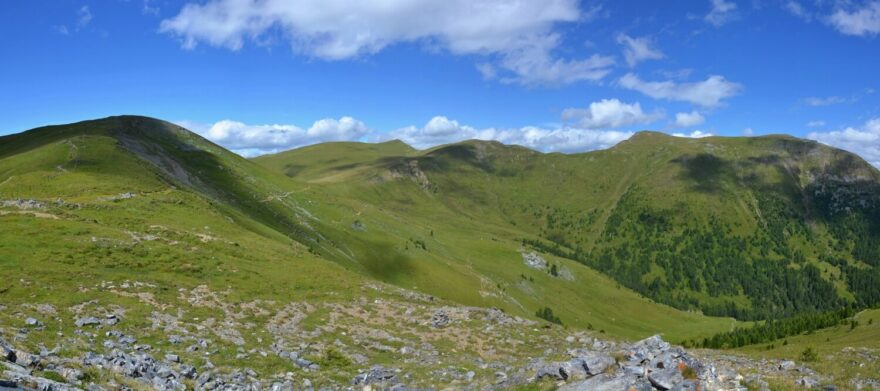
top-left (0, 280), bottom-right (873, 390)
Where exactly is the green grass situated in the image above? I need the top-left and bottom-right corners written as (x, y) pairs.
top-left (734, 309), bottom-right (880, 385)
top-left (2, 115), bottom-right (877, 369)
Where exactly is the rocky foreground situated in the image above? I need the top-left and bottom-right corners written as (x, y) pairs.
top-left (0, 281), bottom-right (866, 390)
top-left (3, 332), bottom-right (757, 391)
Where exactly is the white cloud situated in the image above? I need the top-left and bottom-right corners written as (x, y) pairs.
top-left (493, 34), bottom-right (615, 86)
top-left (743, 127), bottom-right (754, 136)
top-left (807, 120), bottom-right (826, 127)
top-left (803, 96), bottom-right (848, 106)
top-left (785, 1), bottom-right (812, 21)
top-left (672, 130), bottom-right (713, 138)
top-left (77, 6), bottom-right (93, 27)
top-left (829, 1), bottom-right (880, 36)
top-left (616, 34), bottom-right (664, 67)
top-left (181, 117), bottom-right (370, 156)
top-left (159, 0), bottom-right (613, 86)
top-left (808, 118), bottom-right (880, 167)
top-left (674, 111), bottom-right (706, 127)
top-left (705, 0), bottom-right (738, 27)
top-left (561, 99), bottom-right (663, 129)
top-left (142, 0), bottom-right (160, 16)
top-left (385, 116), bottom-right (633, 152)
top-left (618, 73), bottom-right (743, 107)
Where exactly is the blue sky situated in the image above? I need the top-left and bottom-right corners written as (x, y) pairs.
top-left (2, 0), bottom-right (879, 164)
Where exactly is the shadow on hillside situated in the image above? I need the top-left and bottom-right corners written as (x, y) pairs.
top-left (356, 240), bottom-right (418, 283)
top-left (670, 153), bottom-right (731, 193)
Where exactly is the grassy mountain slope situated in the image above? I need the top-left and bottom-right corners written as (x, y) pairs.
top-left (256, 131), bottom-right (880, 322)
top-left (0, 116), bottom-right (737, 347)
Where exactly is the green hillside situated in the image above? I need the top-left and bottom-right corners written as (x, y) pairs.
top-left (256, 130), bottom-right (880, 322)
top-left (0, 116), bottom-right (738, 345)
top-left (3, 115), bottom-right (880, 388)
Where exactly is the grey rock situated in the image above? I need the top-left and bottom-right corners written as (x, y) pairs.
top-left (165, 354), bottom-right (179, 363)
top-left (494, 371), bottom-right (508, 385)
top-left (24, 318), bottom-right (42, 327)
top-left (1, 344), bottom-right (15, 363)
top-left (294, 358), bottom-right (313, 369)
top-left (535, 364), bottom-right (565, 381)
top-left (579, 352), bottom-right (614, 375)
top-left (104, 314), bottom-right (119, 326)
top-left (179, 365), bottom-right (196, 379)
top-left (269, 381), bottom-right (294, 391)
top-left (797, 377), bottom-right (820, 388)
top-left (353, 365), bottom-right (398, 386)
top-left (649, 368), bottom-right (684, 390)
top-left (431, 310), bottom-right (450, 328)
top-left (13, 350), bottom-right (39, 367)
top-left (622, 365), bottom-right (645, 377)
top-left (778, 360), bottom-right (796, 371)
top-left (670, 379), bottom-right (702, 390)
top-left (75, 317), bottom-right (101, 327)
top-left (560, 374), bottom-right (653, 391)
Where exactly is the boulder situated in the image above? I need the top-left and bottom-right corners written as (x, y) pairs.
top-left (778, 360), bottom-right (796, 371)
top-left (648, 368), bottom-right (684, 390)
top-left (535, 364), bottom-right (566, 381)
top-left (578, 352), bottom-right (614, 375)
top-left (353, 365), bottom-right (398, 386)
top-left (12, 350), bottom-right (39, 367)
top-left (294, 358), bottom-right (313, 369)
top-left (75, 317), bottom-right (101, 327)
top-left (24, 318), bottom-right (42, 327)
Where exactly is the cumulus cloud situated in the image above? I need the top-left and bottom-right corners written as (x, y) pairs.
top-left (179, 115), bottom-right (637, 156)
top-left (561, 99), bottom-right (663, 129)
top-left (672, 130), bottom-right (713, 138)
top-left (181, 117), bottom-right (370, 156)
top-left (808, 118), bottom-right (880, 167)
top-left (384, 116), bottom-right (633, 152)
top-left (159, 0), bottom-right (613, 86)
top-left (616, 34), bottom-right (664, 67)
top-left (705, 0), bottom-right (738, 27)
top-left (674, 111), bottom-right (706, 127)
top-left (618, 73), bottom-right (743, 107)
top-left (829, 1), bottom-right (880, 36)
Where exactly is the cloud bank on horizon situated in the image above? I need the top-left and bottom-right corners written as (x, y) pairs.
top-left (156, 0), bottom-right (880, 164)
top-left (181, 113), bottom-right (880, 171)
top-left (1, 0), bottom-right (879, 166)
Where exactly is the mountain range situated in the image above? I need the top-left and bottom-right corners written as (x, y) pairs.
top-left (1, 115), bottom-right (879, 389)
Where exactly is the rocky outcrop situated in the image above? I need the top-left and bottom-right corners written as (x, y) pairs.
top-left (533, 335), bottom-right (749, 391)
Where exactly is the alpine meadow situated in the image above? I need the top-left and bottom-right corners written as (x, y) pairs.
top-left (2, 1), bottom-right (880, 390)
